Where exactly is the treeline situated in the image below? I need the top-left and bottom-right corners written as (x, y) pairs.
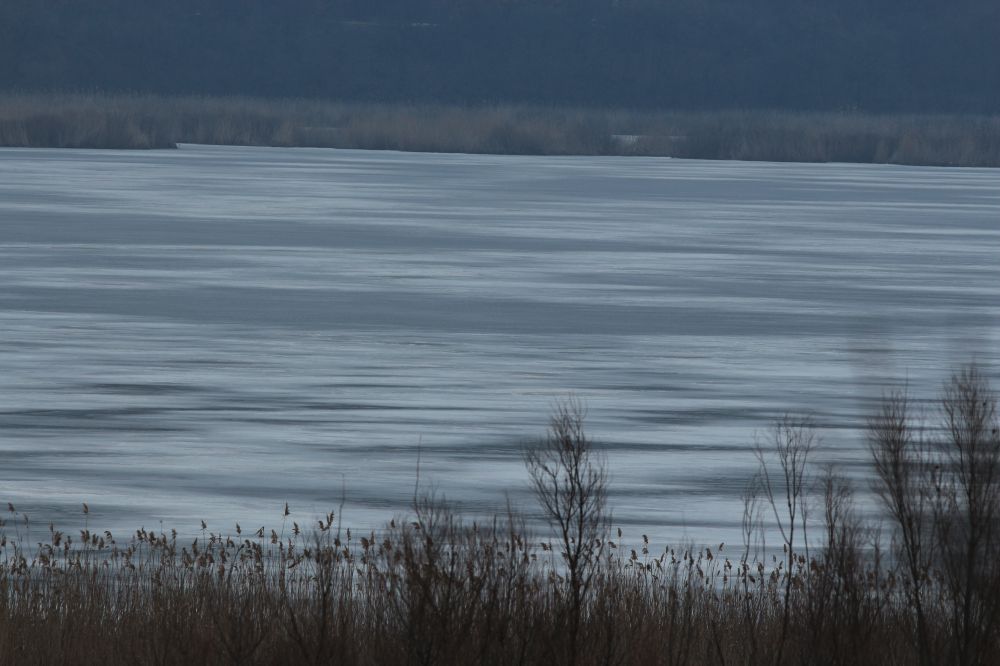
top-left (0, 366), bottom-right (998, 664)
top-left (1, 0), bottom-right (999, 113)
top-left (4, 94), bottom-right (1000, 166)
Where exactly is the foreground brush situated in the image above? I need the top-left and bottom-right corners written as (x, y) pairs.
top-left (0, 365), bottom-right (997, 665)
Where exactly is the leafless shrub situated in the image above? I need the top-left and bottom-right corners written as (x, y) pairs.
top-left (869, 366), bottom-right (1000, 666)
top-left (798, 469), bottom-right (884, 665)
top-left (525, 398), bottom-right (609, 664)
top-left (868, 388), bottom-right (938, 664)
top-left (754, 417), bottom-right (816, 664)
top-left (932, 366), bottom-right (1000, 666)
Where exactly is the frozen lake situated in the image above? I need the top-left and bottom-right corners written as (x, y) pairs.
top-left (0, 144), bottom-right (997, 547)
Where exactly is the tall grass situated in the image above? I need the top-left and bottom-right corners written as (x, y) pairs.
top-left (0, 365), bottom-right (998, 664)
top-left (2, 93), bottom-right (1000, 166)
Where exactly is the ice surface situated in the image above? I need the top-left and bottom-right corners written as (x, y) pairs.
top-left (0, 145), bottom-right (997, 547)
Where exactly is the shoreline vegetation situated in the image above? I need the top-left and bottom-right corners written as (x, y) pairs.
top-left (2, 93), bottom-right (1000, 167)
top-left (1, 366), bottom-right (999, 664)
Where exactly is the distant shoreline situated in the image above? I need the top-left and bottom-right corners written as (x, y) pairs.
top-left (2, 93), bottom-right (999, 167)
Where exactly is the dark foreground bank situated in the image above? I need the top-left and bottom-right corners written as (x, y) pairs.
top-left (2, 94), bottom-right (1000, 166)
top-left (0, 365), bottom-right (998, 665)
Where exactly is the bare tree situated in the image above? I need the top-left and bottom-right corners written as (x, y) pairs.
top-left (807, 468), bottom-right (880, 665)
top-left (934, 366), bottom-right (1000, 666)
top-left (869, 367), bottom-right (1000, 666)
top-left (754, 416), bottom-right (815, 666)
top-left (524, 398), bottom-right (609, 665)
top-left (868, 387), bottom-right (936, 666)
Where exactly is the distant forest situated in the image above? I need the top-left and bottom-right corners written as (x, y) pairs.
top-left (2, 0), bottom-right (999, 113)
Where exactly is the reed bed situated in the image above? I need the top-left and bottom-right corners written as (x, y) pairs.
top-left (0, 366), bottom-right (998, 664)
top-left (2, 93), bottom-right (1000, 166)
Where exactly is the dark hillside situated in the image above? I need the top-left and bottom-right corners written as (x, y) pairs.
top-left (2, 1), bottom-right (999, 112)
